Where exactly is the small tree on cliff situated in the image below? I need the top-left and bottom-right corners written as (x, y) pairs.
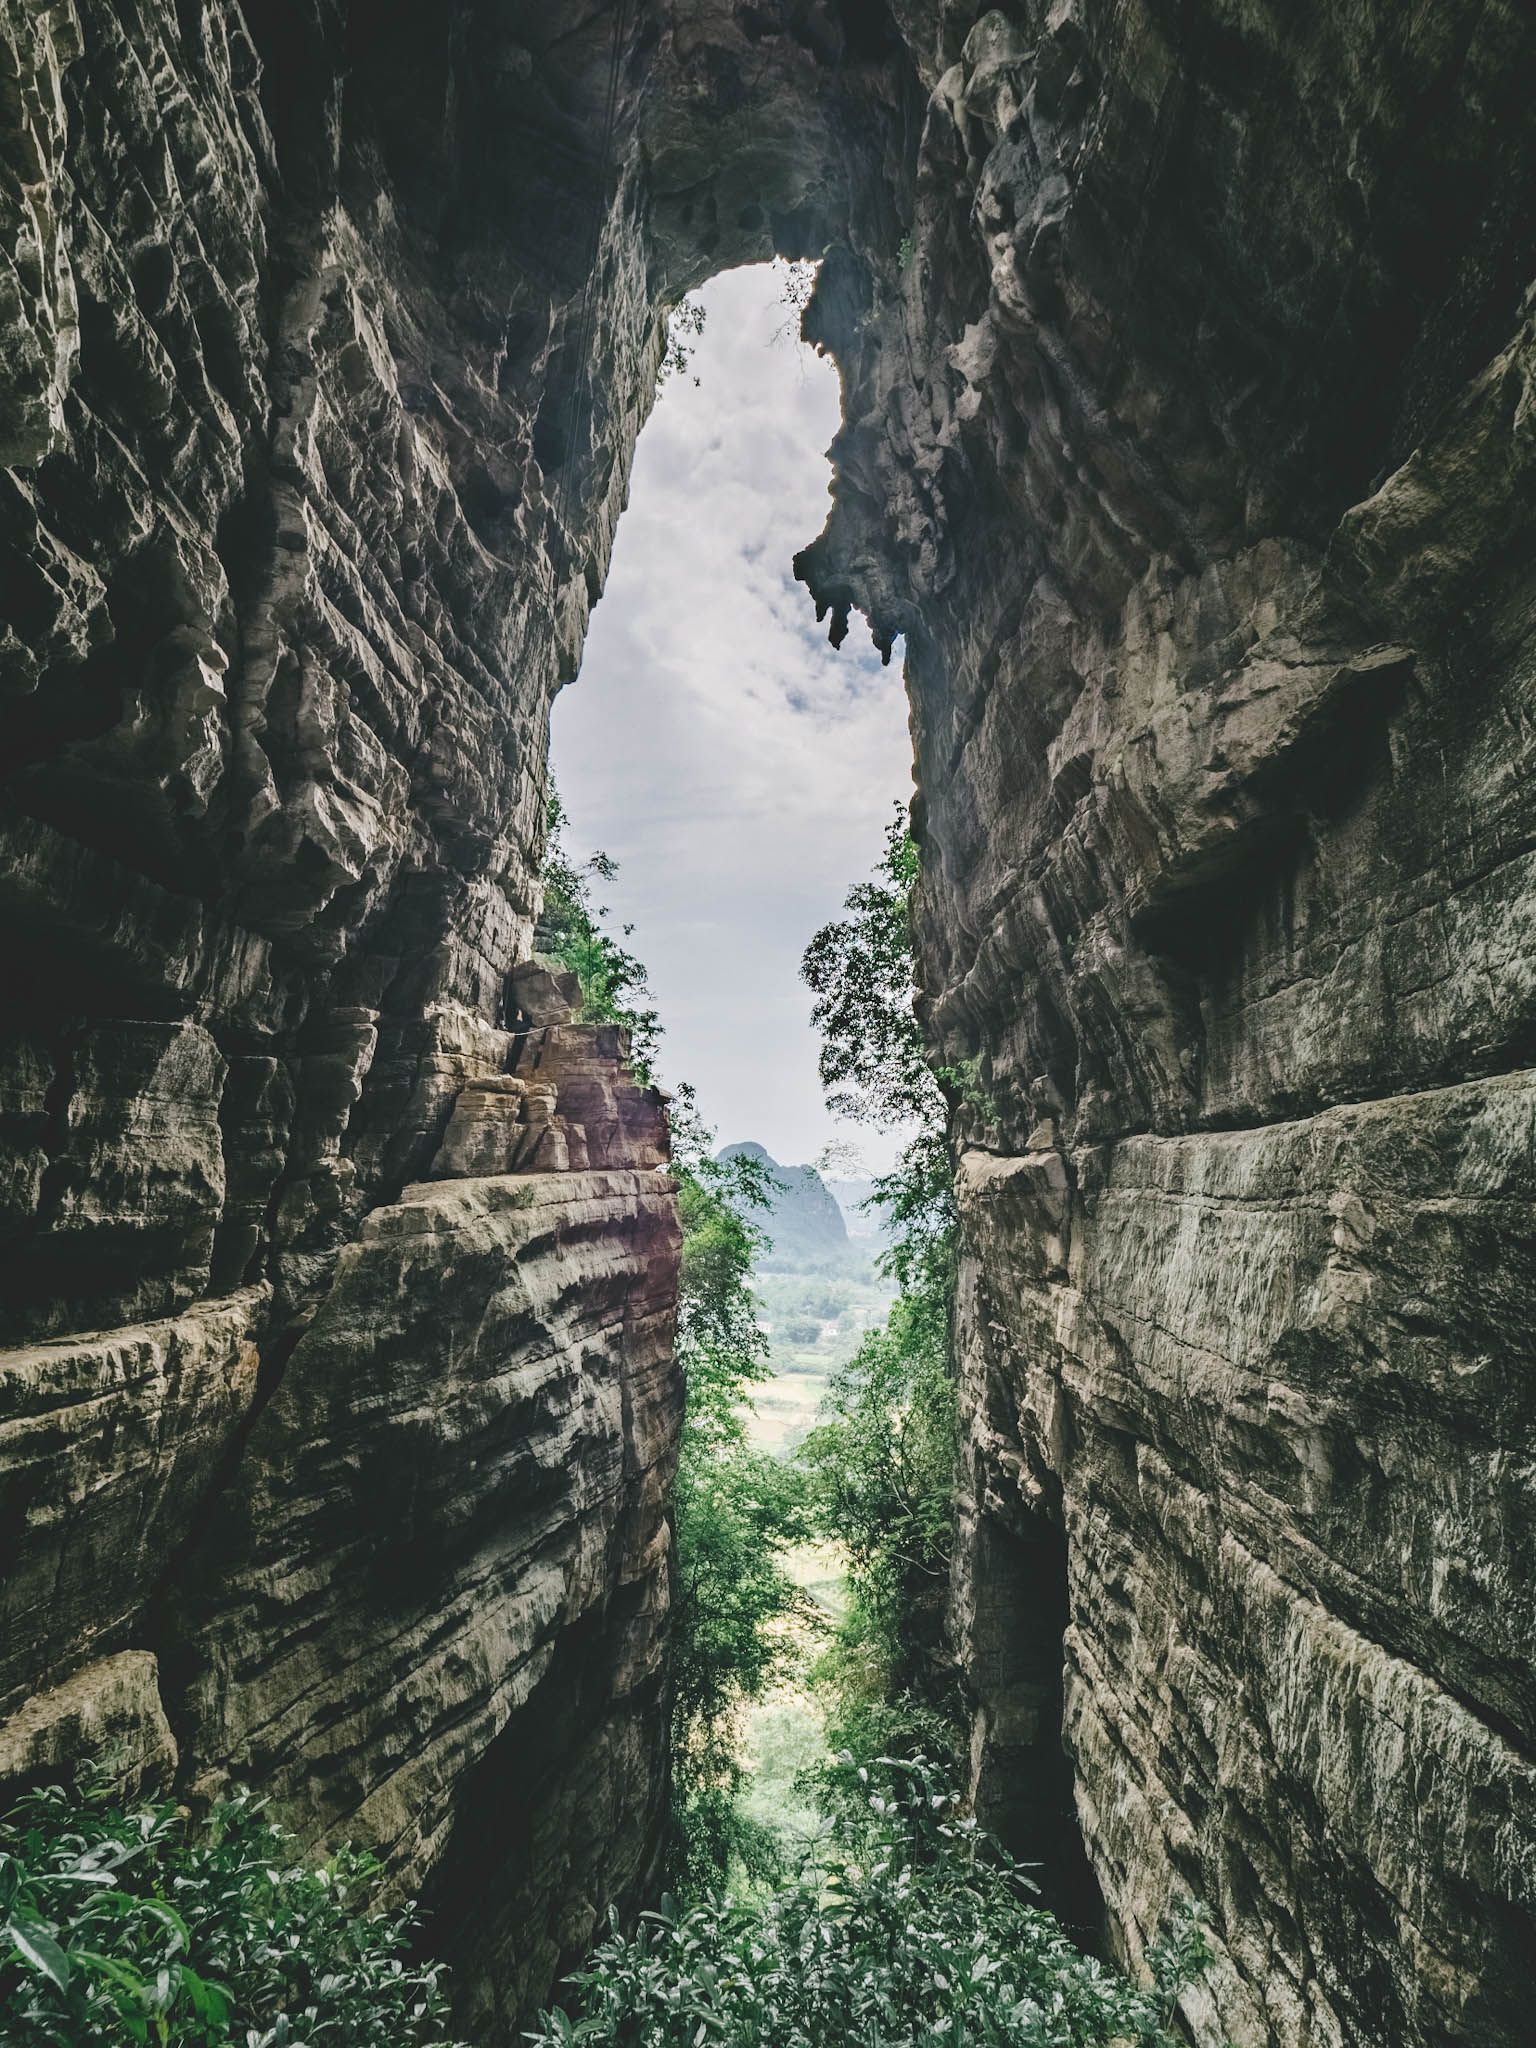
top-left (539, 787), bottom-right (661, 1080)
top-left (799, 805), bottom-right (960, 1710)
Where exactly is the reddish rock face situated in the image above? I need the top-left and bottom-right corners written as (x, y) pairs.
top-left (2, 2), bottom-right (1535, 2043)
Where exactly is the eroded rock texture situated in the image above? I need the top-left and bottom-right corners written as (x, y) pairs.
top-left (0, 0), bottom-right (697, 2016)
top-left (804, 8), bottom-right (1536, 2045)
top-left (3, 1), bottom-right (1535, 2042)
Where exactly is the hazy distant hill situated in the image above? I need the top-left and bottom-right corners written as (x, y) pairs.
top-left (826, 1178), bottom-right (895, 1247)
top-left (717, 1141), bottom-right (854, 1272)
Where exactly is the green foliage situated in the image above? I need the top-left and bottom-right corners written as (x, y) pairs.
top-left (800, 1274), bottom-right (956, 1700)
top-left (0, 1784), bottom-right (464, 2048)
top-left (799, 795), bottom-right (957, 1290)
top-left (659, 295), bottom-right (707, 386)
top-left (867, 1126), bottom-right (956, 1296)
top-left (666, 1433), bottom-right (808, 1891)
top-left (808, 1695), bottom-right (964, 1821)
top-left (540, 788), bottom-right (661, 1082)
top-left (526, 1757), bottom-right (1210, 2048)
top-left (800, 806), bottom-right (939, 1136)
top-left (799, 806), bottom-right (960, 1711)
top-left (670, 1119), bottom-right (777, 1450)
top-left (667, 1112), bottom-right (810, 1891)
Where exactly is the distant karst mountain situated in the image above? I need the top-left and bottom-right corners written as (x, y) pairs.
top-left (717, 1142), bottom-right (852, 1271)
top-left (826, 1178), bottom-right (895, 1248)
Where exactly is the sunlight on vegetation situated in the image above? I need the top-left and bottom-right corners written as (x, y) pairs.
top-left (526, 1756), bottom-right (1212, 2048)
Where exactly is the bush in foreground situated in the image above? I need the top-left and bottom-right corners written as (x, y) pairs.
top-left (528, 1756), bottom-right (1209, 2048)
top-left (0, 1784), bottom-right (464, 2047)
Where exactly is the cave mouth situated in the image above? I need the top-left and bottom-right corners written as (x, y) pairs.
top-left (545, 252), bottom-right (1105, 1961)
top-left (550, 258), bottom-right (911, 1177)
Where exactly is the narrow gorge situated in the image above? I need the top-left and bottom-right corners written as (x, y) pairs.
top-left (2, 3), bottom-right (1534, 2044)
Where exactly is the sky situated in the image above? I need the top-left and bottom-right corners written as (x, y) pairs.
top-left (551, 263), bottom-right (914, 1173)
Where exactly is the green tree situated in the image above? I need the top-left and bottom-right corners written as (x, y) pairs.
top-left (799, 1284), bottom-right (954, 1699)
top-left (666, 1100), bottom-right (809, 1888)
top-left (799, 806), bottom-right (960, 1714)
top-left (800, 807), bottom-right (937, 1135)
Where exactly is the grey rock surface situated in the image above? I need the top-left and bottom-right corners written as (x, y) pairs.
top-left (0, 2), bottom-right (695, 2023)
top-left (799, 10), bottom-right (1536, 2044)
top-left (2, 1), bottom-right (1534, 2042)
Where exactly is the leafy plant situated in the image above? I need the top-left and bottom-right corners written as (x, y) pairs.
top-left (659, 294), bottom-right (707, 385)
top-left (527, 1756), bottom-right (1211, 2048)
top-left (0, 1783), bottom-right (464, 2047)
top-left (798, 806), bottom-right (960, 1710)
top-left (666, 1105), bottom-right (811, 1891)
top-left (800, 806), bottom-right (939, 1137)
top-left (540, 787), bottom-right (662, 1080)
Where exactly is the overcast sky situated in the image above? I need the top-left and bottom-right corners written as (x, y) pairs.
top-left (552, 263), bottom-right (914, 1172)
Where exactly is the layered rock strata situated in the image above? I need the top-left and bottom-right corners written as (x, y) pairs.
top-left (801, 9), bottom-right (1536, 2046)
top-left (1, 985), bottom-right (679, 2030)
top-left (0, 0), bottom-right (700, 2023)
top-left (4, 2), bottom-right (1536, 2045)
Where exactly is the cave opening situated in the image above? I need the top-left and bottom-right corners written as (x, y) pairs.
top-left (551, 258), bottom-right (910, 1175)
top-left (6, 5), bottom-right (1536, 2043)
top-left (963, 1504), bottom-right (1108, 1948)
top-left (542, 248), bottom-right (1105, 1970)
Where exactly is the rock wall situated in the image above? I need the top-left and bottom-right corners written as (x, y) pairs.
top-left (4, 2), bottom-right (1536, 2044)
top-left (0, 0), bottom-right (912, 2023)
top-left (0, 0), bottom-right (695, 2027)
top-left (795, 6), bottom-right (1536, 2044)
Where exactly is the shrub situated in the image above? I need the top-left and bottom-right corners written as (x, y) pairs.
top-left (527, 1756), bottom-right (1210, 2048)
top-left (540, 788), bottom-right (661, 1081)
top-left (0, 1783), bottom-right (464, 2047)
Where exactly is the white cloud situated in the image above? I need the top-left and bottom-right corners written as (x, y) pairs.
top-left (552, 263), bottom-right (913, 1172)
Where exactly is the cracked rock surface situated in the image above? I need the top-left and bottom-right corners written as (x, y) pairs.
top-left (3, 2), bottom-right (1536, 2042)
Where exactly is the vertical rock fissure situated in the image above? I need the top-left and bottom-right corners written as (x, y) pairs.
top-left (968, 1505), bottom-right (1106, 1948)
top-left (4, 4), bottom-right (1536, 2042)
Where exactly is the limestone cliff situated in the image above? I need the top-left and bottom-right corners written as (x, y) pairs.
top-left (0, 1), bottom-right (687, 2020)
top-left (2, 3), bottom-right (1535, 2044)
top-left (800, 13), bottom-right (1536, 2045)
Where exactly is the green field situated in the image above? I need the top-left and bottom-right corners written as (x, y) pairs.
top-left (745, 1261), bottom-right (895, 1453)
